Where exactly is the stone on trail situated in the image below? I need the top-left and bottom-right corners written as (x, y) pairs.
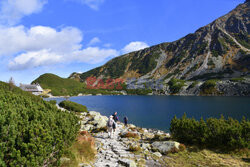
top-left (118, 159), bottom-right (137, 167)
top-left (152, 141), bottom-right (180, 154)
top-left (81, 124), bottom-right (94, 131)
top-left (152, 152), bottom-right (162, 159)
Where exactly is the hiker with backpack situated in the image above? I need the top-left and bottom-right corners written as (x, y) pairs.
top-left (107, 115), bottom-right (114, 138)
top-left (112, 112), bottom-right (119, 122)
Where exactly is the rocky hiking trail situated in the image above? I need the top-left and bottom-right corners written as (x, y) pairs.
top-left (79, 111), bottom-right (178, 167)
top-left (58, 109), bottom-right (250, 167)
top-left (93, 125), bottom-right (138, 167)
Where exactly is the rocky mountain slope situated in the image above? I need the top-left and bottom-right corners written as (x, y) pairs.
top-left (72, 1), bottom-right (250, 96)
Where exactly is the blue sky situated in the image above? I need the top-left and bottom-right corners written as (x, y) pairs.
top-left (0, 0), bottom-right (244, 84)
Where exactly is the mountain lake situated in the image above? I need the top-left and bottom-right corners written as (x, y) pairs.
top-left (46, 95), bottom-right (250, 132)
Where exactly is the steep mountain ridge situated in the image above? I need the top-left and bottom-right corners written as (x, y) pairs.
top-left (67, 1), bottom-right (250, 96)
top-left (70, 1), bottom-right (249, 85)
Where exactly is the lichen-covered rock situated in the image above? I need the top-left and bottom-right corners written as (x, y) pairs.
top-left (141, 143), bottom-right (151, 150)
top-left (128, 124), bottom-right (136, 128)
top-left (152, 152), bottom-right (162, 159)
top-left (142, 132), bottom-right (155, 140)
top-left (94, 117), bottom-right (107, 129)
top-left (89, 111), bottom-right (101, 117)
top-left (152, 141), bottom-right (180, 154)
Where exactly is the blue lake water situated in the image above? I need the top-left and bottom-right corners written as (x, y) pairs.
top-left (47, 96), bottom-right (250, 132)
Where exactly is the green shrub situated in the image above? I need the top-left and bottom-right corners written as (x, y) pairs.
top-left (126, 89), bottom-right (152, 95)
top-left (59, 100), bottom-right (88, 113)
top-left (233, 33), bottom-right (250, 49)
top-left (40, 94), bottom-right (49, 98)
top-left (230, 77), bottom-right (245, 82)
top-left (0, 81), bottom-right (79, 166)
top-left (49, 100), bottom-right (57, 105)
top-left (170, 114), bottom-right (250, 150)
top-left (165, 52), bottom-right (186, 68)
top-left (200, 79), bottom-right (220, 95)
top-left (188, 81), bottom-right (199, 89)
top-left (168, 78), bottom-right (186, 94)
top-left (129, 50), bottom-right (161, 75)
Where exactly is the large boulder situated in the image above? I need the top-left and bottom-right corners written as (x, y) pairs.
top-left (92, 115), bottom-right (108, 128)
top-left (151, 141), bottom-right (180, 154)
top-left (96, 117), bottom-right (107, 129)
top-left (89, 111), bottom-right (101, 117)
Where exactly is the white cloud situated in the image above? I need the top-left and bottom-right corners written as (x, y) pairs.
top-left (122, 41), bottom-right (149, 54)
top-left (0, 0), bottom-right (47, 25)
top-left (0, 25), bottom-right (82, 56)
top-left (0, 25), bottom-right (118, 70)
top-left (8, 47), bottom-right (118, 70)
top-left (1, 25), bottom-right (149, 70)
top-left (88, 37), bottom-right (101, 46)
top-left (0, 0), bottom-right (150, 72)
top-left (72, 0), bottom-right (105, 10)
top-left (74, 47), bottom-right (118, 64)
top-left (8, 49), bottom-right (62, 70)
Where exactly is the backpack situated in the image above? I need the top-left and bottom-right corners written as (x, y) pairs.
top-left (107, 119), bottom-right (113, 127)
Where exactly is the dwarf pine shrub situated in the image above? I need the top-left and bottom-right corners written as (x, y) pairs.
top-left (170, 114), bottom-right (250, 150)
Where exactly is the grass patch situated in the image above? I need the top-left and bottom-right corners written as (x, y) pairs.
top-left (128, 144), bottom-right (142, 153)
top-left (59, 100), bottom-right (88, 113)
top-left (32, 73), bottom-right (86, 96)
top-left (121, 132), bottom-right (140, 140)
top-left (61, 132), bottom-right (97, 167)
top-left (163, 148), bottom-right (250, 167)
top-left (32, 73), bottom-right (123, 96)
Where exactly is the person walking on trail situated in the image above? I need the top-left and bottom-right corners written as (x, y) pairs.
top-left (112, 112), bottom-right (119, 122)
top-left (124, 116), bottom-right (128, 127)
top-left (107, 115), bottom-right (114, 138)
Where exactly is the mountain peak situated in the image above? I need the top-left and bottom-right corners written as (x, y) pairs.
top-left (67, 1), bottom-right (249, 96)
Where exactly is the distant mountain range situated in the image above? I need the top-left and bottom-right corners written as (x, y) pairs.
top-left (35, 1), bottom-right (250, 96)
